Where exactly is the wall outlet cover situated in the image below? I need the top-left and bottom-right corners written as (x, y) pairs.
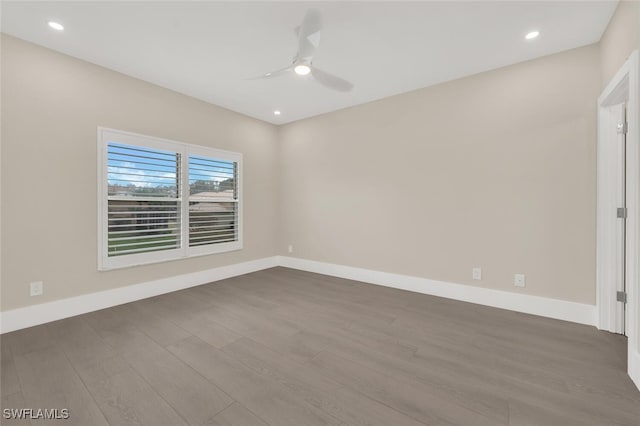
top-left (30, 281), bottom-right (43, 296)
top-left (472, 267), bottom-right (482, 280)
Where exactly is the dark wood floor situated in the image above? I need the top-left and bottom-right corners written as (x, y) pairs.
top-left (2, 267), bottom-right (639, 425)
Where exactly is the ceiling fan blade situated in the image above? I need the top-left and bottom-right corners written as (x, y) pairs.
top-left (297, 9), bottom-right (322, 61)
top-left (250, 66), bottom-right (292, 80)
top-left (311, 67), bottom-right (353, 92)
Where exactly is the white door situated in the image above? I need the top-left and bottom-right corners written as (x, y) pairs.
top-left (598, 101), bottom-right (629, 335)
top-left (613, 103), bottom-right (627, 335)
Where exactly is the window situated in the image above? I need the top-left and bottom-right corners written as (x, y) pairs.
top-left (98, 128), bottom-right (242, 270)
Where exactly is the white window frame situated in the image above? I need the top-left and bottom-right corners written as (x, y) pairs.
top-left (98, 127), bottom-right (242, 270)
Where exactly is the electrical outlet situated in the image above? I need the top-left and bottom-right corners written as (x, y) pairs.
top-left (472, 267), bottom-right (482, 280)
top-left (288, 245), bottom-right (293, 253)
top-left (30, 281), bottom-right (43, 296)
top-left (514, 274), bottom-right (526, 287)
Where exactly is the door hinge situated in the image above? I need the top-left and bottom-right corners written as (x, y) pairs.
top-left (617, 291), bottom-right (627, 304)
top-left (617, 207), bottom-right (627, 219)
top-left (617, 122), bottom-right (628, 134)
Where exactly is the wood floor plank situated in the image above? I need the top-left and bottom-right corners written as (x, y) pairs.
top-left (83, 369), bottom-right (186, 426)
top-left (311, 350), bottom-right (507, 425)
top-left (223, 337), bottom-right (428, 426)
top-left (1, 335), bottom-right (22, 397)
top-left (411, 320), bottom-right (637, 398)
top-left (122, 342), bottom-right (234, 424)
top-left (12, 344), bottom-right (108, 426)
top-left (2, 324), bottom-right (59, 357)
top-left (202, 298), bottom-right (301, 337)
top-left (2, 267), bottom-right (639, 425)
top-left (211, 402), bottom-right (269, 426)
top-left (168, 336), bottom-right (343, 426)
top-left (195, 304), bottom-right (326, 363)
top-left (111, 302), bottom-right (191, 347)
top-left (410, 340), bottom-right (639, 425)
top-left (339, 308), bottom-right (640, 424)
top-left (507, 399), bottom-right (604, 426)
top-left (222, 337), bottom-right (341, 394)
top-left (1, 392), bottom-right (32, 426)
top-left (96, 324), bottom-right (234, 424)
top-left (365, 320), bottom-right (572, 394)
top-left (47, 317), bottom-right (132, 385)
top-left (294, 327), bottom-right (512, 422)
top-left (167, 310), bottom-right (242, 349)
top-left (82, 306), bottom-right (131, 333)
top-left (359, 304), bottom-right (635, 398)
top-left (399, 296), bottom-right (627, 368)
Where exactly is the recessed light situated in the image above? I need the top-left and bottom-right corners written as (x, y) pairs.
top-left (274, 110), bottom-right (281, 116)
top-left (294, 64), bottom-right (311, 76)
top-left (48, 21), bottom-right (64, 31)
top-left (525, 31), bottom-right (540, 40)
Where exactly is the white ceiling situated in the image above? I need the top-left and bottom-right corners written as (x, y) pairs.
top-left (2, 1), bottom-right (618, 124)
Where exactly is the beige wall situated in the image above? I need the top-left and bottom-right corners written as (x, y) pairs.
top-left (1, 35), bottom-right (280, 311)
top-left (0, 21), bottom-right (623, 312)
top-left (279, 45), bottom-right (600, 305)
top-left (599, 0), bottom-right (640, 88)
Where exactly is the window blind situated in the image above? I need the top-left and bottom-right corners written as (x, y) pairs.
top-left (188, 155), bottom-right (238, 247)
top-left (107, 142), bottom-right (181, 257)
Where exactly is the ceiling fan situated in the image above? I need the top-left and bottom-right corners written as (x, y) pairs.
top-left (255, 9), bottom-right (354, 92)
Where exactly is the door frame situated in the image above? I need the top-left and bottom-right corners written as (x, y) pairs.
top-left (596, 50), bottom-right (639, 387)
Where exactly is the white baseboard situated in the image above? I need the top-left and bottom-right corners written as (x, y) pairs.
top-left (0, 256), bottom-right (279, 334)
top-left (0, 255), bottom-right (598, 334)
top-left (630, 347), bottom-right (640, 391)
top-left (278, 256), bottom-right (597, 326)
